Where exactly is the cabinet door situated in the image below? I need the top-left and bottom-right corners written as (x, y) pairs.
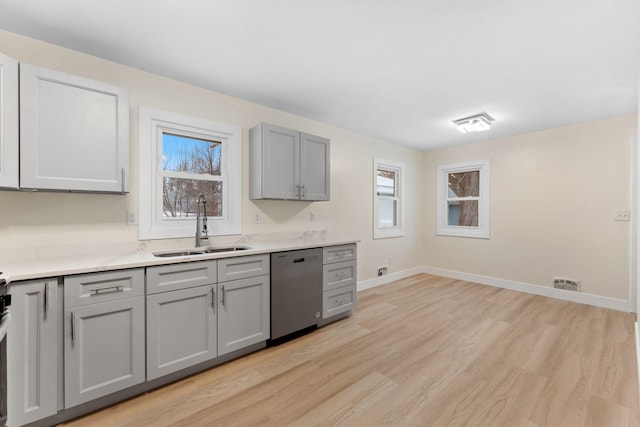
top-left (19, 63), bottom-right (129, 193)
top-left (300, 133), bottom-right (330, 201)
top-left (258, 123), bottom-right (300, 199)
top-left (64, 297), bottom-right (144, 408)
top-left (7, 280), bottom-right (58, 427)
top-left (218, 276), bottom-right (270, 356)
top-left (147, 285), bottom-right (217, 380)
top-left (0, 52), bottom-right (18, 189)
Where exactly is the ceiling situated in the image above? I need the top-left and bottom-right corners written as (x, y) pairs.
top-left (0, 0), bottom-right (638, 151)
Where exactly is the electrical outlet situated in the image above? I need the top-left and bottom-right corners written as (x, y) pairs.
top-left (127, 211), bottom-right (137, 225)
top-left (614, 210), bottom-right (630, 221)
top-left (310, 211), bottom-right (317, 222)
top-left (254, 213), bottom-right (264, 224)
top-left (377, 267), bottom-right (388, 276)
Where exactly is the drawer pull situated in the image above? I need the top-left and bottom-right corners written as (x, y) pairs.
top-left (336, 297), bottom-right (348, 303)
top-left (91, 285), bottom-right (124, 295)
top-left (71, 311), bottom-right (76, 342)
top-left (335, 272), bottom-right (348, 278)
top-left (335, 251), bottom-right (347, 257)
top-left (44, 283), bottom-right (49, 314)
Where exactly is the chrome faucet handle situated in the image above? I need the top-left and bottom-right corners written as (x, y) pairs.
top-left (195, 194), bottom-right (209, 247)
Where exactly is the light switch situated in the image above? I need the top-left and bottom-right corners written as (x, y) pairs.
top-left (613, 210), bottom-right (630, 221)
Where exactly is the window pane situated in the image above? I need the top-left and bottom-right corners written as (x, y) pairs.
top-left (163, 178), bottom-right (222, 218)
top-left (377, 169), bottom-right (396, 196)
top-left (162, 133), bottom-right (222, 176)
top-left (447, 200), bottom-right (478, 226)
top-left (378, 199), bottom-right (397, 228)
top-left (448, 170), bottom-right (479, 197)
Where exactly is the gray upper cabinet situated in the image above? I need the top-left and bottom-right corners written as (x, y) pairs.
top-left (7, 280), bottom-right (58, 427)
top-left (0, 52), bottom-right (18, 189)
top-left (300, 132), bottom-right (330, 201)
top-left (19, 63), bottom-right (129, 193)
top-left (249, 123), bottom-right (330, 201)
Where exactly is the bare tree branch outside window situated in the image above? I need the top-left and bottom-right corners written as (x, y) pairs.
top-left (448, 170), bottom-right (479, 227)
top-left (161, 133), bottom-right (223, 218)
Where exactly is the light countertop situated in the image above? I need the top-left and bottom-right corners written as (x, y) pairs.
top-left (1, 237), bottom-right (359, 285)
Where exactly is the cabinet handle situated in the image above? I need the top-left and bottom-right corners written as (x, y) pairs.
top-left (335, 251), bottom-right (347, 257)
top-left (335, 272), bottom-right (348, 278)
top-left (121, 168), bottom-right (126, 194)
top-left (43, 283), bottom-right (48, 314)
top-left (336, 297), bottom-right (348, 303)
top-left (295, 184), bottom-right (300, 198)
top-left (71, 311), bottom-right (76, 342)
top-left (91, 285), bottom-right (123, 295)
top-left (301, 184), bottom-right (306, 199)
top-left (211, 288), bottom-right (216, 312)
top-left (221, 285), bottom-right (226, 308)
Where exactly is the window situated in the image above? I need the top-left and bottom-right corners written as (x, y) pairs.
top-left (374, 159), bottom-right (404, 239)
top-left (436, 160), bottom-right (490, 238)
top-left (139, 107), bottom-right (241, 240)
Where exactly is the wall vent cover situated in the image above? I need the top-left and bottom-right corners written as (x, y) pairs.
top-left (553, 277), bottom-right (581, 292)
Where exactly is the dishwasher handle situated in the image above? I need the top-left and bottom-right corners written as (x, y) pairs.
top-left (293, 258), bottom-right (305, 263)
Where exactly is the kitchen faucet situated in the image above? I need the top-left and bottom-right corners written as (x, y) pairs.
top-left (195, 194), bottom-right (209, 247)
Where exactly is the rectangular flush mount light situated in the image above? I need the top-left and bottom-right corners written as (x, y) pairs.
top-left (453, 112), bottom-right (494, 133)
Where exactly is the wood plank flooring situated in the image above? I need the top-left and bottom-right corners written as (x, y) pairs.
top-left (59, 274), bottom-right (640, 426)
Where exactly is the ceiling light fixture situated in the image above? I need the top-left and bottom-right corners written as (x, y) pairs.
top-left (453, 112), bottom-right (494, 133)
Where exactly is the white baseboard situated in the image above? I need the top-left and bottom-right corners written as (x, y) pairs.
top-left (357, 265), bottom-right (631, 312)
top-left (636, 322), bottom-right (640, 401)
top-left (422, 266), bottom-right (631, 312)
top-left (357, 267), bottom-right (426, 292)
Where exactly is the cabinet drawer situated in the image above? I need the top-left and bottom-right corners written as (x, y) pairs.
top-left (323, 285), bottom-right (356, 319)
top-left (65, 269), bottom-right (144, 307)
top-left (323, 260), bottom-right (356, 291)
top-left (218, 254), bottom-right (269, 282)
top-left (147, 260), bottom-right (217, 295)
top-left (323, 244), bottom-right (356, 264)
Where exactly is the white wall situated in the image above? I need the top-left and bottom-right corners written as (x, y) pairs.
top-left (423, 115), bottom-right (635, 301)
top-left (0, 30), bottom-right (424, 282)
top-left (1, 30), bottom-right (635, 303)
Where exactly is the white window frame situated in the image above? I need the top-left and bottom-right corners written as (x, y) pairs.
top-left (139, 107), bottom-right (242, 240)
top-left (436, 159), bottom-right (490, 239)
top-left (373, 158), bottom-right (404, 239)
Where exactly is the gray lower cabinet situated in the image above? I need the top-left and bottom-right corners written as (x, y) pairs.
top-left (5, 248), bottom-right (356, 425)
top-left (146, 285), bottom-right (217, 380)
top-left (322, 244), bottom-right (357, 319)
top-left (7, 279), bottom-right (58, 427)
top-left (64, 269), bottom-right (145, 408)
top-left (217, 275), bottom-right (269, 356)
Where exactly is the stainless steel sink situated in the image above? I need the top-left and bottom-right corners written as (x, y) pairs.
top-left (201, 246), bottom-right (249, 254)
top-left (153, 250), bottom-right (205, 257)
top-left (153, 246), bottom-right (250, 258)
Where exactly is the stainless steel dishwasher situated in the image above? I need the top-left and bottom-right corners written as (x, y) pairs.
top-left (270, 248), bottom-right (322, 341)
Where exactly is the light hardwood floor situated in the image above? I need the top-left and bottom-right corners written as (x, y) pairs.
top-left (59, 274), bottom-right (640, 426)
